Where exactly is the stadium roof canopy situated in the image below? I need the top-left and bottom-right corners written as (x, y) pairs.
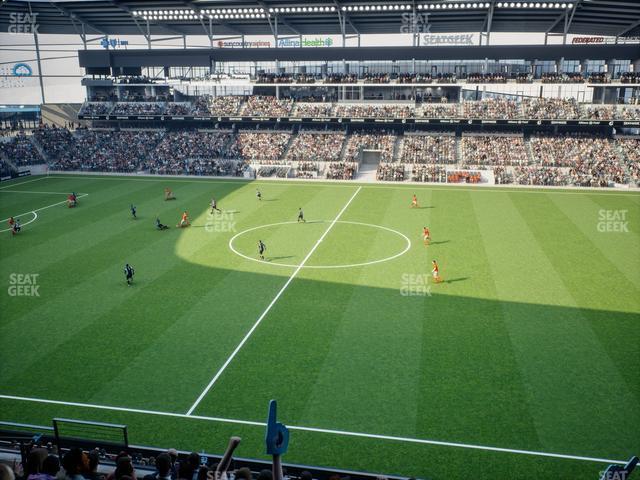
top-left (1, 0), bottom-right (639, 39)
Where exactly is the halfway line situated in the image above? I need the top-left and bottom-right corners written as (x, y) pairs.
top-left (185, 186), bottom-right (362, 416)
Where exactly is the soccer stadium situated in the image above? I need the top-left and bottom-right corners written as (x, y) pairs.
top-left (0, 0), bottom-right (639, 479)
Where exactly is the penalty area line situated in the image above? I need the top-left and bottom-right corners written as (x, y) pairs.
top-left (185, 186), bottom-right (362, 416)
top-left (0, 176), bottom-right (49, 190)
top-left (0, 193), bottom-right (89, 229)
top-left (0, 394), bottom-right (627, 466)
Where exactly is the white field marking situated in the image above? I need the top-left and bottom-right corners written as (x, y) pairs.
top-left (0, 176), bottom-right (49, 190)
top-left (185, 186), bottom-right (362, 416)
top-left (0, 394), bottom-right (628, 466)
top-left (0, 190), bottom-right (81, 195)
top-left (229, 220), bottom-right (412, 269)
top-left (0, 193), bottom-right (89, 224)
top-left (0, 211), bottom-right (37, 233)
top-left (44, 174), bottom-right (640, 197)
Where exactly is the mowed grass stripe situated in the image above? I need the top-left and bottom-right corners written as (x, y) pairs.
top-left (92, 184), bottom-right (354, 411)
top-left (0, 192), bottom-right (69, 220)
top-left (293, 187), bottom-right (426, 434)
top-left (474, 192), bottom-right (639, 458)
top-left (0, 181), bottom-right (220, 326)
top-left (0, 178), bottom-right (185, 262)
top-left (510, 192), bottom-right (640, 312)
top-left (510, 192), bottom-right (640, 412)
top-left (415, 190), bottom-right (540, 449)
top-left (0, 180), bottom-right (248, 398)
top-left (544, 193), bottom-right (640, 403)
top-left (186, 189), bottom-right (364, 414)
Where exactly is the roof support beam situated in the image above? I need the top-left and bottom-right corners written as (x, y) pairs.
top-left (111, 1), bottom-right (185, 39)
top-left (29, 2), bottom-right (46, 104)
top-left (545, 0), bottom-right (580, 40)
top-left (333, 0), bottom-right (360, 36)
top-left (181, 0), bottom-right (245, 37)
top-left (46, 0), bottom-right (108, 36)
top-left (479, 0), bottom-right (495, 46)
top-left (616, 18), bottom-right (640, 37)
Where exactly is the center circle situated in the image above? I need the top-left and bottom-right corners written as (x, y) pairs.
top-left (228, 220), bottom-right (411, 269)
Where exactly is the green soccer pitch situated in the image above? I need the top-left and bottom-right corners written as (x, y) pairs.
top-left (1, 174), bottom-right (638, 479)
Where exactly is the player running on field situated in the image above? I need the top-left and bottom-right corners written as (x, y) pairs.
top-left (431, 260), bottom-right (442, 283)
top-left (124, 263), bottom-right (135, 286)
top-left (130, 204), bottom-right (137, 219)
top-left (258, 240), bottom-right (266, 260)
top-left (177, 211), bottom-right (190, 228)
top-left (423, 226), bottom-right (431, 246)
top-left (210, 197), bottom-right (221, 214)
top-left (9, 217), bottom-right (21, 236)
top-left (256, 189), bottom-right (262, 201)
top-left (410, 194), bottom-right (418, 208)
top-left (297, 207), bottom-right (306, 223)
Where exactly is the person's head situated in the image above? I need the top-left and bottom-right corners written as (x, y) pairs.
top-left (177, 459), bottom-right (195, 480)
top-left (0, 465), bottom-right (14, 480)
top-left (87, 450), bottom-right (100, 473)
top-left (233, 468), bottom-right (251, 480)
top-left (257, 470), bottom-right (272, 480)
top-left (154, 453), bottom-right (172, 477)
top-left (114, 456), bottom-right (134, 480)
top-left (300, 471), bottom-right (312, 480)
top-left (42, 455), bottom-right (61, 477)
top-left (166, 449), bottom-right (178, 466)
top-left (196, 467), bottom-right (209, 480)
top-left (62, 448), bottom-right (88, 476)
top-left (26, 447), bottom-right (49, 476)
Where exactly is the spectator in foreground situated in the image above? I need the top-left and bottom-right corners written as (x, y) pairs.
top-left (0, 464), bottom-right (15, 480)
top-left (257, 470), bottom-right (273, 480)
top-left (143, 453), bottom-right (173, 480)
top-left (63, 448), bottom-right (89, 480)
top-left (233, 468), bottom-right (251, 480)
top-left (85, 450), bottom-right (104, 480)
top-left (42, 455), bottom-right (60, 480)
top-left (106, 453), bottom-right (135, 480)
top-left (25, 448), bottom-right (49, 479)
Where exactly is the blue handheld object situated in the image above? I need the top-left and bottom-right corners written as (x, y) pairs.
top-left (265, 399), bottom-right (289, 456)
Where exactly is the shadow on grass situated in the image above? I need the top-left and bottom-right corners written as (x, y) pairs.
top-left (442, 276), bottom-right (469, 284)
